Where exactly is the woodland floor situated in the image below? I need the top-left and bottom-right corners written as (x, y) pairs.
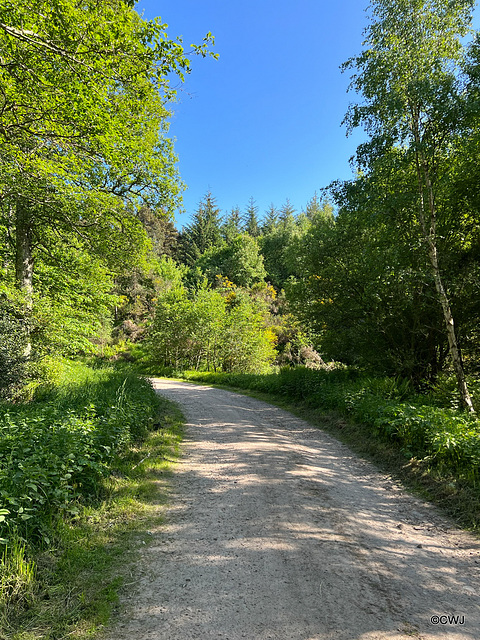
top-left (104, 379), bottom-right (480, 640)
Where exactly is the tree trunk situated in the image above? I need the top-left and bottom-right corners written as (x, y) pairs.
top-left (426, 238), bottom-right (474, 412)
top-left (15, 197), bottom-right (34, 357)
top-left (412, 120), bottom-right (475, 413)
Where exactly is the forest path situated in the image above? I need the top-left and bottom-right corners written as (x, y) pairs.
top-left (108, 379), bottom-right (480, 640)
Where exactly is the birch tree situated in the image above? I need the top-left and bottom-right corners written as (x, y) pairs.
top-left (343, 0), bottom-right (476, 411)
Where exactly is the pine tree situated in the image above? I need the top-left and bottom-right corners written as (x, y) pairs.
top-left (179, 191), bottom-right (223, 265)
top-left (262, 204), bottom-right (279, 233)
top-left (222, 206), bottom-right (242, 241)
top-left (279, 199), bottom-right (296, 228)
top-left (243, 197), bottom-right (261, 237)
top-left (304, 193), bottom-right (334, 223)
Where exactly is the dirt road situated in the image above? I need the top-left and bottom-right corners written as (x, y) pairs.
top-left (108, 379), bottom-right (480, 640)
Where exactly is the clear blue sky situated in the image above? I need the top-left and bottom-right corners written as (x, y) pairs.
top-left (135, 0), bottom-right (480, 228)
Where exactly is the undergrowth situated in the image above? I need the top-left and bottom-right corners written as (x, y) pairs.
top-left (0, 360), bottom-right (184, 639)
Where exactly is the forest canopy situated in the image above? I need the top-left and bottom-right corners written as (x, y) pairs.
top-left (0, 0), bottom-right (479, 406)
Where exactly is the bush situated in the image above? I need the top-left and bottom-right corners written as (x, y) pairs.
top-left (147, 284), bottom-right (276, 373)
top-left (0, 364), bottom-right (161, 546)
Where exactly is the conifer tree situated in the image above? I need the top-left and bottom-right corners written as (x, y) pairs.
top-left (222, 206), bottom-right (242, 241)
top-left (262, 204), bottom-right (279, 233)
top-left (179, 191), bottom-right (223, 265)
top-left (244, 197), bottom-right (261, 237)
top-left (279, 199), bottom-right (296, 227)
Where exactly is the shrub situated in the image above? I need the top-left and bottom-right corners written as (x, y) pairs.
top-left (0, 365), bottom-right (161, 546)
top-left (147, 284), bottom-right (276, 373)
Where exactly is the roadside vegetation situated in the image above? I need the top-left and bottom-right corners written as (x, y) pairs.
top-left (2, 0), bottom-right (480, 637)
top-left (0, 360), bottom-right (184, 639)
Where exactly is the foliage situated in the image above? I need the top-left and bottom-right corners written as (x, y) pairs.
top-left (272, 313), bottom-right (325, 369)
top-left (260, 200), bottom-right (299, 291)
top-left (0, 363), bottom-right (183, 639)
top-left (259, 197), bottom-right (333, 292)
top-left (146, 281), bottom-right (276, 374)
top-left (283, 2), bottom-right (480, 402)
top-left (340, 0), bottom-right (477, 409)
top-left (221, 289), bottom-right (276, 373)
top-left (32, 239), bottom-right (119, 356)
top-left (111, 253), bottom-right (188, 344)
top-left (178, 192), bottom-right (223, 266)
top-left (0, 0), bottom-right (215, 202)
top-left (222, 206), bottom-right (243, 241)
top-left (0, 362), bottom-right (161, 546)
top-left (0, 0), bottom-right (216, 373)
top-left (138, 206), bottom-right (179, 258)
top-left (196, 233), bottom-right (266, 287)
top-left (287, 185), bottom-right (451, 382)
top-left (0, 301), bottom-right (29, 399)
top-left (243, 197), bottom-right (261, 237)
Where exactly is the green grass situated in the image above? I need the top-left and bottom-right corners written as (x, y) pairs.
top-left (0, 361), bottom-right (184, 639)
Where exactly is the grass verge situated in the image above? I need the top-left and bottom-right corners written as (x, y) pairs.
top-left (0, 363), bottom-right (184, 640)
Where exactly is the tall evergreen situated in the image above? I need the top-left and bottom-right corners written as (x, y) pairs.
top-left (243, 197), bottom-right (261, 237)
top-left (260, 200), bottom-right (298, 290)
top-left (178, 191), bottom-right (223, 265)
top-left (278, 199), bottom-right (296, 227)
top-left (222, 206), bottom-right (243, 241)
top-left (262, 204), bottom-right (279, 233)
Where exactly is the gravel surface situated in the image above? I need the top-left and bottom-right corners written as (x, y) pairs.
top-left (107, 379), bottom-right (480, 640)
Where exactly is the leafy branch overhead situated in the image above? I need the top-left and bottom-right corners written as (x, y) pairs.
top-left (0, 0), bottom-right (217, 357)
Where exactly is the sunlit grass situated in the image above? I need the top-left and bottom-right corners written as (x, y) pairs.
top-left (0, 362), bottom-right (184, 640)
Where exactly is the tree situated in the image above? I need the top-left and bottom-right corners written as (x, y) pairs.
top-left (32, 238), bottom-right (119, 355)
top-left (288, 178), bottom-right (448, 381)
top-left (146, 286), bottom-right (196, 369)
top-left (260, 200), bottom-right (300, 291)
top-left (0, 300), bottom-right (28, 398)
top-left (342, 0), bottom-right (476, 411)
top-left (262, 204), bottom-right (278, 234)
top-left (147, 280), bottom-right (276, 373)
top-left (138, 207), bottom-right (179, 258)
top-left (222, 206), bottom-right (243, 241)
top-left (278, 199), bottom-right (296, 226)
top-left (304, 193), bottom-right (334, 223)
top-left (243, 197), bottom-right (260, 237)
top-left (0, 0), bottom-right (215, 356)
top-left (221, 291), bottom-right (276, 374)
top-left (178, 191), bottom-right (223, 265)
top-left (197, 233), bottom-right (266, 287)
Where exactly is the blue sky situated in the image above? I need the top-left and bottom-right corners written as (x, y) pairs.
top-left (136, 0), bottom-right (480, 228)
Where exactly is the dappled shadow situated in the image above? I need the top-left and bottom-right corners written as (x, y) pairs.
top-left (110, 380), bottom-right (480, 640)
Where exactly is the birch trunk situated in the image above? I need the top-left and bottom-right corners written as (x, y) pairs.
top-left (412, 114), bottom-right (475, 413)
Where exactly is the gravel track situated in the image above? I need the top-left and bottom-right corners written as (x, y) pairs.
top-left (107, 379), bottom-right (480, 640)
